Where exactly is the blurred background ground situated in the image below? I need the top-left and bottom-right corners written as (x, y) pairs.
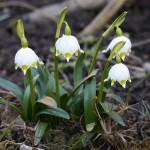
top-left (0, 0), bottom-right (150, 149)
top-left (0, 0), bottom-right (150, 100)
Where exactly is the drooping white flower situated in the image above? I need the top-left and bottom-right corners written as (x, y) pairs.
top-left (55, 34), bottom-right (83, 62)
top-left (107, 63), bottom-right (131, 88)
top-left (15, 47), bottom-right (43, 74)
top-left (103, 36), bottom-right (131, 60)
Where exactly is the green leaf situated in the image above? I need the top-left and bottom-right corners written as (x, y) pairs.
top-left (0, 98), bottom-right (21, 115)
top-left (56, 7), bottom-right (67, 39)
top-left (16, 20), bottom-right (25, 39)
top-left (35, 107), bottom-right (70, 120)
top-left (146, 102), bottom-right (150, 110)
top-left (108, 41), bottom-right (126, 61)
top-left (84, 78), bottom-right (97, 131)
top-left (79, 35), bottom-right (97, 44)
top-left (113, 11), bottom-right (127, 27)
top-left (60, 93), bottom-right (69, 110)
top-left (108, 111), bottom-right (125, 126)
top-left (0, 77), bottom-right (23, 101)
top-left (0, 116), bottom-right (20, 141)
top-left (67, 91), bottom-right (84, 109)
top-left (31, 67), bottom-right (46, 98)
top-left (43, 66), bottom-right (51, 83)
top-left (142, 100), bottom-right (150, 119)
top-left (67, 69), bottom-right (99, 108)
top-left (101, 103), bottom-right (111, 113)
top-left (22, 85), bottom-right (31, 121)
top-left (46, 73), bottom-right (55, 97)
top-left (74, 53), bottom-right (85, 87)
top-left (86, 123), bottom-right (96, 132)
top-left (34, 122), bottom-right (48, 146)
top-left (82, 132), bottom-right (95, 147)
top-left (36, 96), bottom-right (57, 108)
top-left (106, 93), bottom-right (125, 105)
top-left (103, 11), bottom-right (127, 37)
top-left (70, 85), bottom-right (84, 117)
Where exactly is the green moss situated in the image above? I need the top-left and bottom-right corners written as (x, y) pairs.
top-left (68, 133), bottom-right (83, 150)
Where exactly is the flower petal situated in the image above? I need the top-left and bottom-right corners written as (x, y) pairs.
top-left (15, 47), bottom-right (41, 74)
top-left (108, 63), bottom-right (131, 88)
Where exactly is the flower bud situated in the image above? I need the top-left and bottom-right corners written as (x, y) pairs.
top-left (65, 24), bottom-right (71, 35)
top-left (116, 27), bottom-right (123, 36)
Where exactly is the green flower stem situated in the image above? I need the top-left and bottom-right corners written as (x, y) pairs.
top-left (27, 68), bottom-right (35, 116)
top-left (54, 7), bottom-right (67, 107)
top-left (97, 60), bottom-right (110, 103)
top-left (88, 11), bottom-right (127, 75)
top-left (97, 41), bottom-right (126, 104)
top-left (88, 24), bottom-right (115, 75)
top-left (88, 36), bottom-right (104, 75)
top-left (54, 56), bottom-right (60, 107)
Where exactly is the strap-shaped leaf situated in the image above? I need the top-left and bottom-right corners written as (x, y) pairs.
top-left (108, 111), bottom-right (125, 126)
top-left (35, 107), bottom-right (70, 120)
top-left (46, 73), bottom-right (55, 97)
top-left (22, 85), bottom-right (31, 121)
top-left (0, 77), bottom-right (23, 101)
top-left (84, 78), bottom-right (97, 131)
top-left (82, 132), bottom-right (95, 147)
top-left (74, 53), bottom-right (85, 87)
top-left (0, 98), bottom-right (21, 115)
top-left (36, 96), bottom-right (57, 108)
top-left (67, 69), bottom-right (99, 108)
top-left (60, 93), bottom-right (69, 110)
top-left (34, 122), bottom-right (48, 146)
top-left (71, 85), bottom-right (84, 117)
top-left (0, 116), bottom-right (20, 141)
top-left (56, 7), bottom-right (67, 39)
top-left (142, 100), bottom-right (150, 119)
top-left (101, 103), bottom-right (111, 113)
top-left (106, 93), bottom-right (125, 105)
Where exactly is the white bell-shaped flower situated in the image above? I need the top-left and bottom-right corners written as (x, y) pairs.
top-left (15, 47), bottom-right (43, 74)
top-left (103, 36), bottom-right (131, 60)
top-left (107, 63), bottom-right (131, 88)
top-left (55, 34), bottom-right (83, 62)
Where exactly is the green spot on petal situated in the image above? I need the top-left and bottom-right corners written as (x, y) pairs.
top-left (15, 64), bottom-right (18, 69)
top-left (56, 50), bottom-right (60, 56)
top-left (74, 50), bottom-right (78, 56)
top-left (128, 77), bottom-right (131, 82)
top-left (32, 62), bottom-right (37, 68)
top-left (120, 80), bottom-right (126, 88)
top-left (21, 65), bottom-right (28, 75)
top-left (65, 52), bottom-right (71, 62)
top-left (79, 49), bottom-right (84, 53)
top-left (111, 79), bottom-right (115, 86)
top-left (120, 52), bottom-right (126, 59)
top-left (39, 59), bottom-right (44, 65)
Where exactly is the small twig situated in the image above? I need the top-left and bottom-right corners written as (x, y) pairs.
top-left (118, 102), bottom-right (139, 114)
top-left (143, 136), bottom-right (150, 142)
top-left (0, 1), bottom-right (56, 22)
top-left (34, 120), bottom-right (40, 131)
top-left (132, 38), bottom-right (150, 48)
top-left (94, 98), bottom-right (109, 134)
top-left (0, 90), bottom-right (15, 97)
top-left (79, 0), bottom-right (128, 36)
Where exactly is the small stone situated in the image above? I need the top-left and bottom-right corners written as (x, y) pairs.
top-left (143, 62), bottom-right (150, 73)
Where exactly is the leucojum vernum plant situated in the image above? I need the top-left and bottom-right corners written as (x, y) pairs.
top-left (0, 7), bottom-right (132, 147)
